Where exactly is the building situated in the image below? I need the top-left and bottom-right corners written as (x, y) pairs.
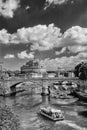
top-left (46, 68), bottom-right (75, 78)
top-left (56, 68), bottom-right (75, 78)
top-left (47, 71), bottom-right (57, 78)
top-left (21, 59), bottom-right (39, 75)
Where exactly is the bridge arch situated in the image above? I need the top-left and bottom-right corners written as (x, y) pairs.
top-left (10, 82), bottom-right (23, 95)
top-left (9, 81), bottom-right (42, 95)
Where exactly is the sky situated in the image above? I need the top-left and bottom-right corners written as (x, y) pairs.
top-left (0, 0), bottom-right (87, 71)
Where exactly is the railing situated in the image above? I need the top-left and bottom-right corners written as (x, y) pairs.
top-left (0, 77), bottom-right (79, 82)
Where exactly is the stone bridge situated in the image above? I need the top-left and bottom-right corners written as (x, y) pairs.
top-left (0, 77), bottom-right (79, 96)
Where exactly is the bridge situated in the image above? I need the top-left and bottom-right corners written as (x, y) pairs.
top-left (0, 77), bottom-right (80, 96)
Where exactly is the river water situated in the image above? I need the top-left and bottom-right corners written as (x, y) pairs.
top-left (0, 89), bottom-right (87, 130)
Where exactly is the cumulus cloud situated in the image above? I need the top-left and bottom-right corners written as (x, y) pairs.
top-left (46, 0), bottom-right (68, 5)
top-left (77, 52), bottom-right (87, 59)
top-left (1, 24), bottom-right (87, 55)
top-left (61, 26), bottom-right (87, 47)
top-left (4, 54), bottom-right (15, 59)
top-left (17, 24), bottom-right (62, 50)
top-left (0, 24), bottom-right (60, 47)
top-left (9, 24), bottom-right (62, 50)
top-left (40, 57), bottom-right (72, 70)
top-left (10, 25), bottom-right (87, 51)
top-left (40, 53), bottom-right (87, 71)
top-left (0, 0), bottom-right (20, 18)
top-left (56, 26), bottom-right (87, 55)
top-left (68, 45), bottom-right (87, 53)
top-left (0, 29), bottom-right (11, 44)
top-left (18, 51), bottom-right (34, 59)
top-left (44, 0), bottom-right (75, 10)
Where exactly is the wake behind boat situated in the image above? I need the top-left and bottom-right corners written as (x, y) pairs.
top-left (40, 106), bottom-right (64, 121)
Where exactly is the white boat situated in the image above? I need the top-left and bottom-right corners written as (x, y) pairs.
top-left (40, 106), bottom-right (64, 121)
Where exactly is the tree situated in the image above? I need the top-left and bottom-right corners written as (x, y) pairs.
top-left (79, 63), bottom-right (87, 80)
top-left (74, 62), bottom-right (84, 77)
top-left (74, 62), bottom-right (87, 80)
top-left (74, 62), bottom-right (87, 91)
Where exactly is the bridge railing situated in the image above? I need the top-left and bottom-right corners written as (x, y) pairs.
top-left (0, 77), bottom-right (79, 82)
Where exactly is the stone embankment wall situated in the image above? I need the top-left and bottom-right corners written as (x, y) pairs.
top-left (0, 81), bottom-right (12, 96)
top-left (0, 82), bottom-right (4, 96)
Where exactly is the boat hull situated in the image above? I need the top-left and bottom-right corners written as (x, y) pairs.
top-left (40, 111), bottom-right (64, 121)
top-left (74, 91), bottom-right (87, 102)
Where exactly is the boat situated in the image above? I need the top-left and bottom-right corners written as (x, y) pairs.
top-left (58, 93), bottom-right (73, 99)
top-left (53, 81), bottom-right (62, 86)
top-left (51, 92), bottom-right (74, 99)
top-left (40, 106), bottom-right (64, 121)
top-left (73, 91), bottom-right (87, 102)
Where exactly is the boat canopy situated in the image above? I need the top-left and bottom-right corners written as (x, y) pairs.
top-left (41, 106), bottom-right (62, 113)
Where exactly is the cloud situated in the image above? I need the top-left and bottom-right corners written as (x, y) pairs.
top-left (4, 54), bottom-right (15, 59)
top-left (25, 6), bottom-right (30, 10)
top-left (61, 26), bottom-right (87, 47)
top-left (45, 0), bottom-right (68, 5)
top-left (0, 0), bottom-right (20, 18)
top-left (18, 51), bottom-right (34, 59)
top-left (40, 53), bottom-right (87, 71)
top-left (44, 0), bottom-right (75, 10)
top-left (68, 45), bottom-right (87, 53)
top-left (56, 45), bottom-right (87, 55)
top-left (0, 29), bottom-right (11, 44)
top-left (10, 25), bottom-right (87, 52)
top-left (1, 24), bottom-right (87, 54)
top-left (10, 23), bottom-right (62, 50)
top-left (55, 47), bottom-right (66, 55)
top-left (77, 52), bottom-right (87, 59)
top-left (56, 25), bottom-right (87, 55)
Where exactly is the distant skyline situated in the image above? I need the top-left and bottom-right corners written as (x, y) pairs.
top-left (0, 0), bottom-right (87, 70)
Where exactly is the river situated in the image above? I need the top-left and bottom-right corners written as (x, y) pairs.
top-left (0, 90), bottom-right (87, 130)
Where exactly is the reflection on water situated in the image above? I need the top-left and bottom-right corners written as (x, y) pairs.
top-left (0, 93), bottom-right (87, 130)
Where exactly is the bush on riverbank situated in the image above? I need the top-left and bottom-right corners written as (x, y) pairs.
top-left (0, 105), bottom-right (20, 130)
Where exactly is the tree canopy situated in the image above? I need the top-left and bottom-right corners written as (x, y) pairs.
top-left (74, 62), bottom-right (87, 80)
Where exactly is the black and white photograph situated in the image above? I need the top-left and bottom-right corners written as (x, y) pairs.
top-left (0, 0), bottom-right (87, 129)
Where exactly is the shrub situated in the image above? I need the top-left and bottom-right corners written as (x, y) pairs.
top-left (0, 105), bottom-right (20, 130)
